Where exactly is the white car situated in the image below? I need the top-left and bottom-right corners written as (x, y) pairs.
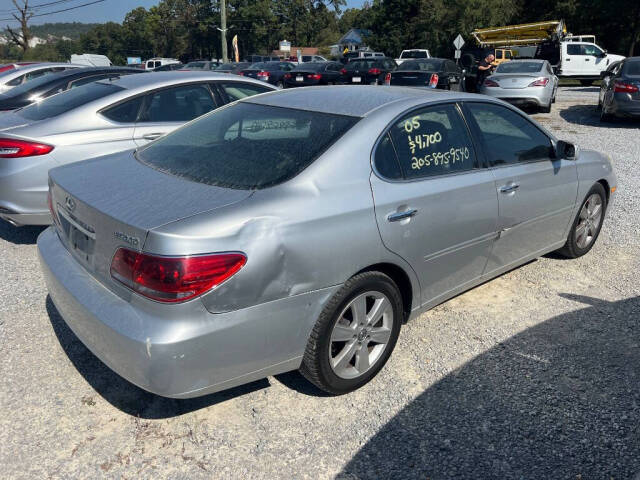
top-left (395, 49), bottom-right (431, 65)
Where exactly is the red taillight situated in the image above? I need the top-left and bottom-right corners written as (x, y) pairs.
top-left (340, 68), bottom-right (346, 75)
top-left (368, 68), bottom-right (381, 75)
top-left (308, 73), bottom-right (322, 80)
top-left (483, 78), bottom-right (499, 87)
top-left (384, 72), bottom-right (391, 85)
top-left (284, 73), bottom-right (291, 79)
top-left (428, 73), bottom-right (439, 88)
top-left (257, 70), bottom-right (269, 79)
top-left (614, 81), bottom-right (639, 93)
top-left (0, 138), bottom-right (53, 158)
top-left (110, 249), bottom-right (247, 303)
top-left (528, 77), bottom-right (549, 87)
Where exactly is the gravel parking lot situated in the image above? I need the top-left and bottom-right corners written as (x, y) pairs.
top-left (1, 86), bottom-right (639, 479)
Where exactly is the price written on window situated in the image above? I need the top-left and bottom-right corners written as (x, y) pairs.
top-left (407, 131), bottom-right (442, 154)
top-left (411, 147), bottom-right (470, 170)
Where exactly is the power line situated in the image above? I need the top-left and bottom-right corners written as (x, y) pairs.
top-left (0, 0), bottom-right (78, 15)
top-left (0, 0), bottom-right (105, 21)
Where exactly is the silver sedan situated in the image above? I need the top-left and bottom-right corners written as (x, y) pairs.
top-left (479, 59), bottom-right (558, 112)
top-left (39, 87), bottom-right (616, 398)
top-left (0, 72), bottom-right (275, 226)
top-left (0, 62), bottom-right (81, 93)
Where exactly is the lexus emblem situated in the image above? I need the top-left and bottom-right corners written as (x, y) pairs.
top-left (65, 196), bottom-right (76, 212)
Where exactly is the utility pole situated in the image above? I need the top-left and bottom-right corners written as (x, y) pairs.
top-left (220, 0), bottom-right (228, 63)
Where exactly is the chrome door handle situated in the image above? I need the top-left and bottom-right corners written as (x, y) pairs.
top-left (142, 132), bottom-right (163, 140)
top-left (387, 209), bottom-right (417, 222)
top-left (499, 183), bottom-right (520, 194)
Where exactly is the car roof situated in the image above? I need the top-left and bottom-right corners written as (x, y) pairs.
top-left (40, 66), bottom-right (141, 79)
top-left (244, 85), bottom-right (477, 117)
top-left (101, 71), bottom-right (264, 91)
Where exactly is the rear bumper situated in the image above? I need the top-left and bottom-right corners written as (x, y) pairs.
top-left (38, 227), bottom-right (340, 398)
top-left (480, 86), bottom-right (552, 107)
top-left (0, 154), bottom-right (53, 226)
top-left (607, 93), bottom-right (640, 117)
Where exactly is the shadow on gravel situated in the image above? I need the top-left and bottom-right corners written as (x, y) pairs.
top-left (0, 220), bottom-right (45, 245)
top-left (339, 294), bottom-right (640, 480)
top-left (559, 104), bottom-right (640, 128)
top-left (46, 296), bottom-right (270, 418)
top-left (274, 371), bottom-right (332, 397)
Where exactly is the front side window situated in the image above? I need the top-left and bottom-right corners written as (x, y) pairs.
top-left (466, 102), bottom-right (552, 166)
top-left (137, 102), bottom-right (359, 190)
top-left (140, 84), bottom-right (215, 122)
top-left (582, 44), bottom-right (603, 56)
top-left (383, 104), bottom-right (476, 180)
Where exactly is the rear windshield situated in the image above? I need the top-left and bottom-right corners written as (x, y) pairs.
top-left (496, 62), bottom-right (544, 74)
top-left (401, 51), bottom-right (429, 59)
top-left (0, 71), bottom-right (66, 98)
top-left (292, 63), bottom-right (324, 72)
top-left (623, 61), bottom-right (640, 76)
top-left (397, 59), bottom-right (444, 71)
top-left (137, 102), bottom-right (359, 190)
top-left (346, 60), bottom-right (378, 70)
top-left (19, 81), bottom-right (124, 121)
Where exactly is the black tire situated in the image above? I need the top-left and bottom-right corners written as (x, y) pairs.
top-left (557, 183), bottom-right (607, 259)
top-left (300, 271), bottom-right (403, 395)
top-left (580, 79), bottom-right (593, 86)
top-left (539, 102), bottom-right (552, 113)
top-left (276, 81), bottom-right (284, 89)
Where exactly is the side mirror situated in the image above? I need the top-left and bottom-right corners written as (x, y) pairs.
top-left (556, 140), bottom-right (576, 160)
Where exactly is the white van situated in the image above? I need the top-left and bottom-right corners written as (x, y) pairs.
top-left (70, 54), bottom-right (112, 67)
top-left (144, 58), bottom-right (181, 70)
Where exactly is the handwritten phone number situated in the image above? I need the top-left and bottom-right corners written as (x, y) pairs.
top-left (411, 147), bottom-right (470, 170)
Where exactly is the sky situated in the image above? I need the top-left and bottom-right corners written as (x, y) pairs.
top-left (0, 0), bottom-right (367, 26)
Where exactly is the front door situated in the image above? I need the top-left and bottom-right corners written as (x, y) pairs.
top-left (370, 103), bottom-right (498, 307)
top-left (463, 102), bottom-right (578, 275)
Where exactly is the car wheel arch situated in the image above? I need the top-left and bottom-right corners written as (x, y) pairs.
top-left (354, 262), bottom-right (415, 322)
top-left (597, 178), bottom-right (611, 204)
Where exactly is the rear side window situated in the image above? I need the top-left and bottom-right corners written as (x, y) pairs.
top-left (20, 82), bottom-right (125, 121)
top-left (623, 61), bottom-right (640, 76)
top-left (466, 102), bottom-right (552, 166)
top-left (218, 82), bottom-right (272, 102)
top-left (137, 102), bottom-right (359, 190)
top-left (102, 96), bottom-right (143, 123)
top-left (141, 84), bottom-right (216, 122)
top-left (382, 104), bottom-right (476, 180)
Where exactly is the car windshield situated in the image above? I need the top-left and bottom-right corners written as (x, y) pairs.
top-left (402, 51), bottom-right (428, 59)
top-left (0, 70), bottom-right (67, 98)
top-left (137, 102), bottom-right (359, 190)
top-left (293, 63), bottom-right (324, 72)
top-left (19, 81), bottom-right (124, 121)
top-left (397, 59), bottom-right (444, 71)
top-left (346, 60), bottom-right (377, 70)
top-left (496, 62), bottom-right (544, 74)
top-left (248, 62), bottom-right (266, 69)
top-left (623, 61), bottom-right (640, 76)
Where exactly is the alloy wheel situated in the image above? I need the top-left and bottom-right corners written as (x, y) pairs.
top-left (329, 291), bottom-right (394, 379)
top-left (575, 193), bottom-right (603, 249)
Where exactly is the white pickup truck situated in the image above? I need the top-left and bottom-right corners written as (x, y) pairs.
top-left (395, 49), bottom-right (431, 65)
top-left (554, 41), bottom-right (625, 84)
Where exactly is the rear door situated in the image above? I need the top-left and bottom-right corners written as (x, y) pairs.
top-left (133, 83), bottom-right (218, 146)
top-left (562, 43), bottom-right (583, 76)
top-left (370, 102), bottom-right (498, 307)
top-left (463, 101), bottom-right (578, 275)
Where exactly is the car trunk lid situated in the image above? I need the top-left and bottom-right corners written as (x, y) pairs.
top-left (49, 150), bottom-right (252, 286)
top-left (390, 70), bottom-right (435, 87)
top-left (0, 110), bottom-right (35, 130)
top-left (492, 74), bottom-right (541, 89)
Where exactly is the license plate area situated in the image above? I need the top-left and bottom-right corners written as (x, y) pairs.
top-left (352, 76), bottom-right (361, 83)
top-left (57, 206), bottom-right (96, 264)
top-left (296, 75), bottom-right (304, 82)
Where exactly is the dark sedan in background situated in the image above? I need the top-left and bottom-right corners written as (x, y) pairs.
top-left (599, 56), bottom-right (640, 121)
top-left (153, 63), bottom-right (184, 71)
top-left (239, 61), bottom-right (295, 88)
top-left (341, 58), bottom-right (397, 85)
top-left (283, 62), bottom-right (343, 87)
top-left (216, 62), bottom-right (252, 75)
top-left (386, 58), bottom-right (464, 91)
top-left (0, 66), bottom-right (143, 111)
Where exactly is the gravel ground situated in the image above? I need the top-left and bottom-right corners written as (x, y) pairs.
top-left (1, 87), bottom-right (639, 479)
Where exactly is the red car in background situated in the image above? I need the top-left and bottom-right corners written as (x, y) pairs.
top-left (0, 62), bottom-right (38, 74)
